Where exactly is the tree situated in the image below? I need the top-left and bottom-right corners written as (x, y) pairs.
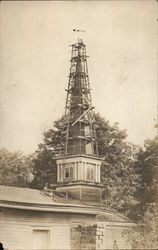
top-left (126, 136), bottom-right (158, 248)
top-left (127, 203), bottom-right (158, 249)
top-left (30, 144), bottom-right (57, 189)
top-left (94, 113), bottom-right (140, 218)
top-left (132, 135), bottom-right (158, 219)
top-left (30, 117), bottom-right (64, 189)
top-left (140, 136), bottom-right (158, 204)
top-left (0, 148), bottom-right (33, 187)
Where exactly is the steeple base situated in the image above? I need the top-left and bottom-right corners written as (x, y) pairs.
top-left (56, 154), bottom-right (103, 203)
top-left (56, 183), bottom-right (103, 203)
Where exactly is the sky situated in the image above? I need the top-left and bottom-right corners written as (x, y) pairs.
top-left (0, 1), bottom-right (157, 154)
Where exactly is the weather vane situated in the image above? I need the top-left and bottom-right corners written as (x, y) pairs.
top-left (73, 29), bottom-right (86, 32)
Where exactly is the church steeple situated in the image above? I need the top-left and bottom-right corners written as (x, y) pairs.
top-left (56, 40), bottom-right (102, 203)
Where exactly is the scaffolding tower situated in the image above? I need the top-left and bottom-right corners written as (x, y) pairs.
top-left (57, 39), bottom-right (99, 157)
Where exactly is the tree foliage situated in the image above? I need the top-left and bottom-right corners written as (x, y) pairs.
top-left (138, 136), bottom-right (158, 204)
top-left (94, 113), bottom-right (140, 218)
top-left (30, 145), bottom-right (57, 189)
top-left (30, 117), bottom-right (64, 189)
top-left (0, 148), bottom-right (33, 187)
top-left (127, 203), bottom-right (158, 249)
top-left (132, 135), bottom-right (158, 219)
top-left (126, 136), bottom-right (158, 248)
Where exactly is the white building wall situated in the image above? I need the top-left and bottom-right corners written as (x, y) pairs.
top-left (52, 224), bottom-right (70, 249)
top-left (0, 208), bottom-right (95, 250)
top-left (0, 219), bottom-right (70, 250)
top-left (0, 219), bottom-right (33, 249)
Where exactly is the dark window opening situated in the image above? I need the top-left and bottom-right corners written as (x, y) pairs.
top-left (64, 165), bottom-right (74, 179)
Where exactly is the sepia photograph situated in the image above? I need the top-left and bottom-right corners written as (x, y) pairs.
top-left (0, 0), bottom-right (157, 249)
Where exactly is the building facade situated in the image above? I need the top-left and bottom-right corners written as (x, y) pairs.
top-left (0, 185), bottom-right (133, 250)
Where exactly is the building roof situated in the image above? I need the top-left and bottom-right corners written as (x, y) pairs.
top-left (0, 185), bottom-right (133, 224)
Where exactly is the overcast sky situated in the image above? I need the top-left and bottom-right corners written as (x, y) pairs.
top-left (0, 1), bottom-right (157, 154)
